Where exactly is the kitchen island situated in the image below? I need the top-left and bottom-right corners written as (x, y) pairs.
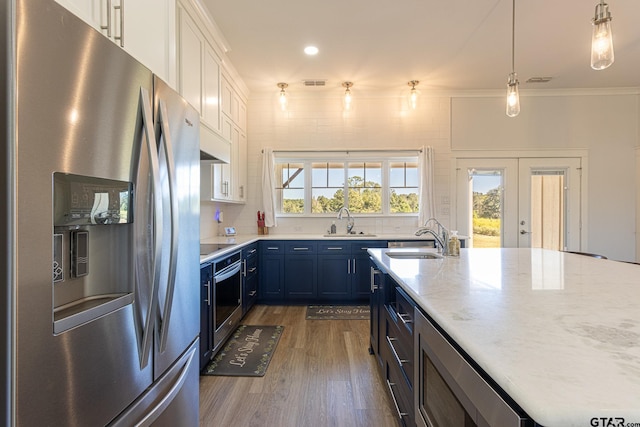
top-left (368, 247), bottom-right (640, 427)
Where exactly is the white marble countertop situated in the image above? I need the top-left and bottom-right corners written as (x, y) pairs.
top-left (368, 247), bottom-right (640, 427)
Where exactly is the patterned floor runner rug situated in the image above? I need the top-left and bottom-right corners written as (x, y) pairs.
top-left (202, 325), bottom-right (284, 377)
top-left (305, 305), bottom-right (370, 320)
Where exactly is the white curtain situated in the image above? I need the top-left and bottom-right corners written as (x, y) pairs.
top-left (261, 148), bottom-right (277, 227)
top-left (418, 146), bottom-right (435, 226)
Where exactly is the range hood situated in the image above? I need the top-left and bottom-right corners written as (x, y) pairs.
top-left (200, 125), bottom-right (230, 163)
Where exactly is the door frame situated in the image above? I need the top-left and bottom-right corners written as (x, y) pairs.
top-left (451, 149), bottom-right (589, 250)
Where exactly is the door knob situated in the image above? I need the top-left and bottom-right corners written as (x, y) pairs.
top-left (520, 230), bottom-right (532, 235)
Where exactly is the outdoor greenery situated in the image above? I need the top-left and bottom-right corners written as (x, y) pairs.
top-left (473, 188), bottom-right (501, 238)
top-left (282, 176), bottom-right (418, 214)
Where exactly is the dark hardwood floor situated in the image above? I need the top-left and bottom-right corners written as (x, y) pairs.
top-left (199, 305), bottom-right (400, 427)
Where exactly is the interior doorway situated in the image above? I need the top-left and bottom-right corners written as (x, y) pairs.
top-left (455, 157), bottom-right (582, 249)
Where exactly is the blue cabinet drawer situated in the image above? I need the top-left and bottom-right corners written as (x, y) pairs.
top-left (285, 241), bottom-right (317, 254)
top-left (261, 241), bottom-right (284, 254)
top-left (351, 241), bottom-right (387, 255)
top-left (318, 241), bottom-right (349, 254)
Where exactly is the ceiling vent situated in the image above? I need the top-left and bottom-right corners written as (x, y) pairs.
top-left (302, 80), bottom-right (327, 87)
top-left (525, 76), bottom-right (553, 84)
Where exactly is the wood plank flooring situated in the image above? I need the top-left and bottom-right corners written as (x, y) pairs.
top-left (199, 305), bottom-right (401, 427)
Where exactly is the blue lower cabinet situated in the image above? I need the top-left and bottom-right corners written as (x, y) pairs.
top-left (242, 243), bottom-right (259, 314)
top-left (259, 241), bottom-right (285, 302)
top-left (318, 254), bottom-right (351, 299)
top-left (284, 242), bottom-right (317, 300)
top-left (258, 239), bottom-right (387, 304)
top-left (351, 241), bottom-right (388, 300)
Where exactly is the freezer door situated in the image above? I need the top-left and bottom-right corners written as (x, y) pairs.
top-left (14, 2), bottom-right (156, 425)
top-left (153, 76), bottom-right (201, 378)
top-left (108, 339), bottom-right (200, 427)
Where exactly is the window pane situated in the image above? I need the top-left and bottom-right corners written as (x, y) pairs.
top-left (405, 162), bottom-right (418, 186)
top-left (282, 188), bottom-right (304, 213)
top-left (348, 162), bottom-right (382, 213)
top-left (390, 188), bottom-right (419, 213)
top-left (470, 170), bottom-right (502, 248)
top-left (311, 162), bottom-right (345, 213)
top-left (276, 163), bottom-right (305, 213)
top-left (389, 162), bottom-right (405, 187)
top-left (390, 162), bottom-right (419, 214)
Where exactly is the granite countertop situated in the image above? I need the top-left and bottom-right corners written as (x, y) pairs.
top-left (199, 233), bottom-right (446, 263)
top-left (368, 247), bottom-right (640, 427)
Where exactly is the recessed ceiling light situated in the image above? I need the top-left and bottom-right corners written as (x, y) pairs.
top-left (304, 46), bottom-right (319, 56)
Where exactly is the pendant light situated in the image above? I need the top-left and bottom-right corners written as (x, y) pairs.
top-left (277, 82), bottom-right (288, 111)
top-left (506, 0), bottom-right (520, 117)
top-left (342, 81), bottom-right (353, 110)
top-left (408, 80), bottom-right (420, 110)
top-left (590, 0), bottom-right (614, 70)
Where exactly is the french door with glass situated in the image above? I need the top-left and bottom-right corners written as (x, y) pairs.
top-left (455, 157), bottom-right (581, 249)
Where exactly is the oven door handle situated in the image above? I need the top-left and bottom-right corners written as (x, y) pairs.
top-left (214, 262), bottom-right (242, 283)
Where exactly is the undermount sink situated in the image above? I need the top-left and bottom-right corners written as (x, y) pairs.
top-left (384, 251), bottom-right (443, 259)
top-left (323, 233), bottom-right (377, 238)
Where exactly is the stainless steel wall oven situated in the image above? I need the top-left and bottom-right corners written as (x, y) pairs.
top-left (212, 251), bottom-right (242, 351)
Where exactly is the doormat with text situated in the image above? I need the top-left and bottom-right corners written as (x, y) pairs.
top-left (202, 325), bottom-right (284, 377)
top-left (306, 305), bottom-right (370, 320)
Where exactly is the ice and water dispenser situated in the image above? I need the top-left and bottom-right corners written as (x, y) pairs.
top-left (52, 173), bottom-right (135, 333)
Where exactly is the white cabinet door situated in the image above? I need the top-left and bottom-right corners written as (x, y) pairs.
top-left (120, 0), bottom-right (174, 86)
top-left (55, 0), bottom-right (99, 27)
top-left (178, 8), bottom-right (203, 115)
top-left (212, 116), bottom-right (234, 200)
top-left (202, 45), bottom-right (221, 134)
top-left (221, 75), bottom-right (233, 121)
top-left (56, 0), bottom-right (175, 86)
top-left (235, 131), bottom-right (247, 202)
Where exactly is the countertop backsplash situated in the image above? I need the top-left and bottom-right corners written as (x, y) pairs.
top-left (200, 202), bottom-right (432, 239)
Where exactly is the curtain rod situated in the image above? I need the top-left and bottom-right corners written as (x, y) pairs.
top-left (261, 148), bottom-right (423, 154)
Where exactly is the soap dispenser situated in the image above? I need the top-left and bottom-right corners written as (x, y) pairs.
top-left (330, 221), bottom-right (337, 234)
top-left (448, 230), bottom-right (460, 257)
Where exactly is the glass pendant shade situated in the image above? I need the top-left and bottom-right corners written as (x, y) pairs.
top-left (408, 80), bottom-right (419, 110)
top-left (279, 90), bottom-right (287, 111)
top-left (591, 2), bottom-right (614, 70)
top-left (506, 72), bottom-right (520, 117)
top-left (277, 83), bottom-right (288, 111)
top-left (342, 82), bottom-right (353, 110)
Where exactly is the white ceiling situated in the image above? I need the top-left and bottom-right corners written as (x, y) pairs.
top-left (201, 0), bottom-right (640, 95)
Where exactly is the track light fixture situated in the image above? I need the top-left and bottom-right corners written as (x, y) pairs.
top-left (408, 80), bottom-right (420, 110)
top-left (506, 0), bottom-right (520, 117)
top-left (277, 82), bottom-right (288, 111)
top-left (591, 0), bottom-right (614, 70)
top-left (342, 81), bottom-right (353, 110)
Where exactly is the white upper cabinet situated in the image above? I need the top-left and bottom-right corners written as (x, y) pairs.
top-left (55, 0), bottom-right (176, 87)
top-left (202, 46), bottom-right (221, 133)
top-left (176, 0), bottom-right (249, 204)
top-left (178, 9), bottom-right (204, 115)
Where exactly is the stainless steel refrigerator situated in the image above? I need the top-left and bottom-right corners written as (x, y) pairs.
top-left (1, 1), bottom-right (200, 425)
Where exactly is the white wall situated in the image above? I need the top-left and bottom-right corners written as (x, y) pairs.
top-left (451, 93), bottom-right (638, 261)
top-left (201, 90), bottom-right (638, 262)
top-left (201, 92), bottom-right (452, 238)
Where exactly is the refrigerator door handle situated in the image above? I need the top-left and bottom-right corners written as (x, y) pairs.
top-left (156, 99), bottom-right (179, 352)
top-left (134, 87), bottom-right (162, 369)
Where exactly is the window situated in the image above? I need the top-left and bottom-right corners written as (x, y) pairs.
top-left (389, 161), bottom-right (419, 213)
top-left (275, 162), bottom-right (305, 213)
top-left (274, 154), bottom-right (420, 216)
